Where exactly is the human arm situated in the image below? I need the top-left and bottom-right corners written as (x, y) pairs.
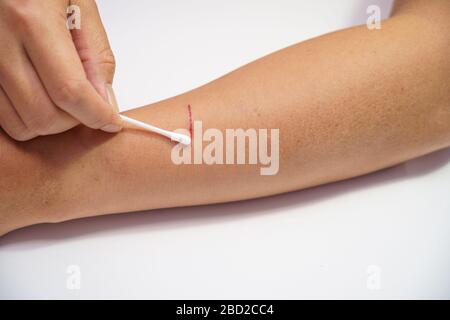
top-left (1, 0), bottom-right (449, 235)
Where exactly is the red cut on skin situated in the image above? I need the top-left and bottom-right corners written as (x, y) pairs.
top-left (188, 104), bottom-right (193, 139)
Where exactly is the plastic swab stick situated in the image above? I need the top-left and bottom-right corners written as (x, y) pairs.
top-left (119, 115), bottom-right (191, 146)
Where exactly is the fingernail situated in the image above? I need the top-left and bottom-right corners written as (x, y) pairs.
top-left (101, 123), bottom-right (122, 133)
top-left (105, 83), bottom-right (120, 113)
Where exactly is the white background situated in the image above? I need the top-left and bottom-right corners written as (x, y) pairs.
top-left (1, 0), bottom-right (450, 299)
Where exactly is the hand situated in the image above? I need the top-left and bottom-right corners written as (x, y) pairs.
top-left (0, 0), bottom-right (122, 141)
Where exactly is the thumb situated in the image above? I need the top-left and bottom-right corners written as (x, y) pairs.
top-left (69, 0), bottom-right (116, 104)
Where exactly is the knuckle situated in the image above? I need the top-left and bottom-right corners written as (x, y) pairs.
top-left (99, 47), bottom-right (116, 65)
top-left (26, 110), bottom-right (58, 135)
top-left (98, 47), bottom-right (116, 75)
top-left (3, 0), bottom-right (39, 27)
top-left (53, 79), bottom-right (86, 106)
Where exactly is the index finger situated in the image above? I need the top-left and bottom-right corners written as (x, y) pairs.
top-left (20, 6), bottom-right (122, 131)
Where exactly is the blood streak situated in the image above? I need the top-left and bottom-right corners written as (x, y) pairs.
top-left (187, 104), bottom-right (193, 139)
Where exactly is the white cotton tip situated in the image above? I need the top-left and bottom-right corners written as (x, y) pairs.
top-left (119, 115), bottom-right (191, 146)
top-left (171, 132), bottom-right (191, 146)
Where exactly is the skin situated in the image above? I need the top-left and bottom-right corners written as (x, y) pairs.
top-left (0, 0), bottom-right (449, 236)
top-left (0, 0), bottom-right (122, 141)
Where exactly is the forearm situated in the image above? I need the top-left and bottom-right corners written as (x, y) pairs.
top-left (1, 11), bottom-right (449, 235)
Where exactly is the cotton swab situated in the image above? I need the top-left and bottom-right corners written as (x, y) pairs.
top-left (119, 115), bottom-right (191, 146)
